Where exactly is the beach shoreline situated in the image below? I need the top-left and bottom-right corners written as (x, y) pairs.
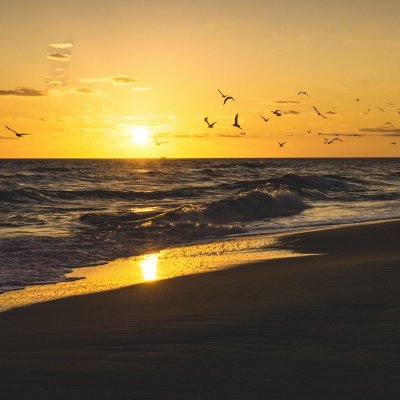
top-left (1, 219), bottom-right (400, 398)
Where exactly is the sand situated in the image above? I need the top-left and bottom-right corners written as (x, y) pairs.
top-left (0, 220), bottom-right (399, 399)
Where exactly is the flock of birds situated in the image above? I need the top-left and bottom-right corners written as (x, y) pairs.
top-left (204, 89), bottom-right (398, 147)
top-left (3, 89), bottom-right (399, 148)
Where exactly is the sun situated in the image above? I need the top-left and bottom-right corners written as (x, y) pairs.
top-left (130, 126), bottom-right (151, 144)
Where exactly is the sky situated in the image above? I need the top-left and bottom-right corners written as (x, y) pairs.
top-left (1, 0), bottom-right (400, 158)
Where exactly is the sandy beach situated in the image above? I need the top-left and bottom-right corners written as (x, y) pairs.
top-left (1, 220), bottom-right (400, 399)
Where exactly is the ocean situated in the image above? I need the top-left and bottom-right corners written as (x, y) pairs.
top-left (1, 158), bottom-right (399, 294)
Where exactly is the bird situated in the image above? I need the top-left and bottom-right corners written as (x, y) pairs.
top-left (313, 106), bottom-right (327, 119)
top-left (218, 89), bottom-right (235, 105)
top-left (298, 91), bottom-right (309, 97)
top-left (271, 110), bottom-right (282, 117)
top-left (240, 132), bottom-right (246, 135)
top-left (233, 114), bottom-right (241, 129)
top-left (223, 96), bottom-right (234, 105)
top-left (260, 115), bottom-right (269, 122)
top-left (306, 130), bottom-right (312, 134)
top-left (390, 142), bottom-right (396, 145)
top-left (355, 98), bottom-right (360, 102)
top-left (326, 138), bottom-right (343, 144)
top-left (317, 132), bottom-right (325, 136)
top-left (278, 142), bottom-right (286, 147)
top-left (204, 117), bottom-right (217, 128)
top-left (153, 136), bottom-right (168, 146)
top-left (377, 107), bottom-right (385, 112)
top-left (5, 125), bottom-right (31, 137)
top-left (384, 122), bottom-right (395, 128)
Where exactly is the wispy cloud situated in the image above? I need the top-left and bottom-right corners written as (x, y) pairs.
top-left (79, 75), bottom-right (138, 86)
top-left (0, 87), bottom-right (45, 97)
top-left (325, 111), bottom-right (337, 115)
top-left (359, 127), bottom-right (400, 133)
top-left (49, 42), bottom-right (73, 49)
top-left (275, 100), bottom-right (301, 104)
top-left (132, 87), bottom-right (151, 92)
top-left (50, 87), bottom-right (103, 96)
top-left (47, 52), bottom-right (71, 61)
top-left (282, 110), bottom-right (300, 115)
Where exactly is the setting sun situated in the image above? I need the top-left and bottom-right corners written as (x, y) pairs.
top-left (130, 126), bottom-right (151, 144)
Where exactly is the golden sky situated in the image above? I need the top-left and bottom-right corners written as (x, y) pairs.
top-left (1, 0), bottom-right (400, 158)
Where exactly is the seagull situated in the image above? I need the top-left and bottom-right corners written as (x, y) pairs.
top-left (260, 115), bottom-right (269, 122)
top-left (298, 91), bottom-right (309, 97)
top-left (306, 130), bottom-right (312, 134)
top-left (153, 136), bottom-right (168, 146)
top-left (355, 98), bottom-right (360, 102)
top-left (233, 114), bottom-right (241, 129)
top-left (326, 138), bottom-right (343, 144)
top-left (240, 132), bottom-right (246, 135)
top-left (377, 107), bottom-right (385, 112)
top-left (5, 125), bottom-right (31, 137)
top-left (313, 106), bottom-right (327, 119)
top-left (271, 109), bottom-right (282, 117)
top-left (223, 96), bottom-right (234, 105)
top-left (278, 142), bottom-right (286, 147)
top-left (204, 117), bottom-right (217, 128)
top-left (218, 89), bottom-right (235, 105)
top-left (384, 122), bottom-right (395, 128)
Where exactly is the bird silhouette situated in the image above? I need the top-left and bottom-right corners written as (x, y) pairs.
top-left (384, 122), bottom-right (395, 128)
top-left (240, 132), bottom-right (246, 135)
top-left (355, 98), bottom-right (360, 102)
top-left (260, 115), bottom-right (269, 122)
top-left (298, 91), bottom-right (309, 97)
top-left (223, 96), bottom-right (234, 105)
top-left (271, 110), bottom-right (282, 117)
top-left (313, 106), bottom-right (327, 119)
top-left (278, 142), bottom-right (286, 147)
top-left (5, 125), bottom-right (31, 137)
top-left (233, 114), bottom-right (241, 129)
top-left (153, 136), bottom-right (168, 146)
top-left (204, 117), bottom-right (217, 128)
top-left (306, 130), bottom-right (312, 134)
top-left (377, 107), bottom-right (385, 112)
top-left (390, 142), bottom-right (396, 145)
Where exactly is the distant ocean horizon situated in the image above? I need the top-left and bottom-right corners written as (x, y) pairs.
top-left (1, 157), bottom-right (399, 293)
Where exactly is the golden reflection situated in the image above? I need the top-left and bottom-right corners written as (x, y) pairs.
top-left (140, 253), bottom-right (159, 281)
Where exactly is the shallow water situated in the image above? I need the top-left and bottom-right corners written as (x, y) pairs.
top-left (1, 158), bottom-right (399, 293)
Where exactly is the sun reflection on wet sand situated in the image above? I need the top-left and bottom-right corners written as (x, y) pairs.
top-left (0, 234), bottom-right (307, 312)
top-left (140, 254), bottom-right (158, 281)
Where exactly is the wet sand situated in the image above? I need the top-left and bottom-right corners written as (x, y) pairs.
top-left (1, 220), bottom-right (400, 399)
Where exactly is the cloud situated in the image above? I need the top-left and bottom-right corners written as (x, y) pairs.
top-left (0, 87), bottom-right (45, 96)
top-left (49, 87), bottom-right (103, 96)
top-left (47, 52), bottom-right (71, 61)
top-left (282, 110), bottom-right (300, 115)
top-left (325, 111), bottom-right (337, 115)
top-left (79, 75), bottom-right (137, 86)
top-left (275, 100), bottom-right (301, 104)
top-left (133, 87), bottom-right (151, 92)
top-left (359, 128), bottom-right (400, 133)
top-left (49, 42), bottom-right (73, 49)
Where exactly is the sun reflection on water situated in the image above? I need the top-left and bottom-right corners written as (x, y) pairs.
top-left (140, 254), bottom-right (159, 281)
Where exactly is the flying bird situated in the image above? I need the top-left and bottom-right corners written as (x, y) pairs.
top-left (271, 110), bottom-right (282, 117)
top-left (153, 136), bottom-right (168, 146)
top-left (278, 142), bottom-right (286, 147)
top-left (313, 106), bottom-right (327, 119)
top-left (390, 142), bottom-right (396, 145)
top-left (355, 98), bottom-right (360, 102)
top-left (218, 89), bottom-right (234, 105)
top-left (377, 107), bottom-right (385, 112)
top-left (204, 117), bottom-right (217, 128)
top-left (233, 114), bottom-right (241, 129)
top-left (223, 96), bottom-right (234, 105)
top-left (5, 125), bottom-right (31, 137)
top-left (298, 91), bottom-right (309, 97)
top-left (384, 122), bottom-right (395, 128)
top-left (240, 132), bottom-right (246, 135)
top-left (260, 115), bottom-right (269, 122)
top-left (306, 130), bottom-right (312, 134)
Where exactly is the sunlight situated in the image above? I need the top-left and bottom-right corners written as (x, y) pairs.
top-left (130, 126), bottom-right (151, 144)
top-left (140, 253), bottom-right (159, 281)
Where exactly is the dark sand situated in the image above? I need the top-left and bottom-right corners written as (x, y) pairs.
top-left (1, 221), bottom-right (400, 399)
